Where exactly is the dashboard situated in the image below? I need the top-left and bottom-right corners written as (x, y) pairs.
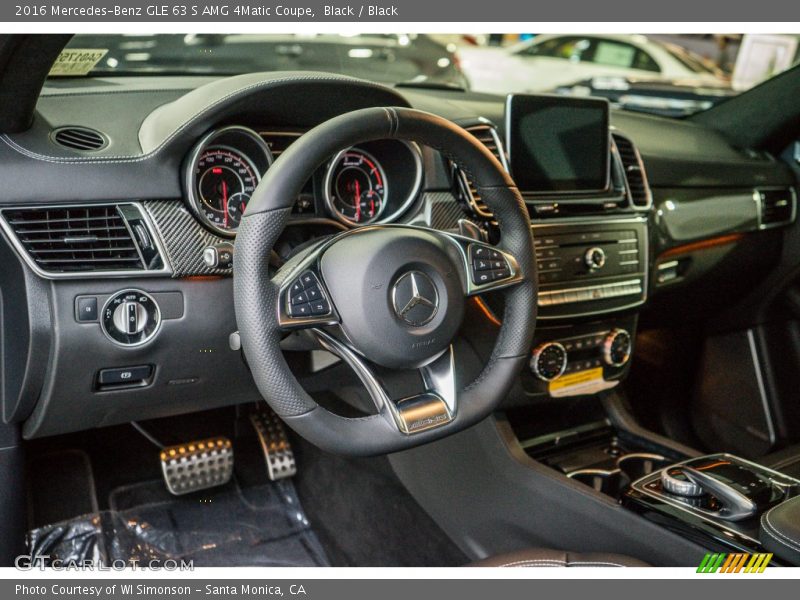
top-left (0, 71), bottom-right (797, 439)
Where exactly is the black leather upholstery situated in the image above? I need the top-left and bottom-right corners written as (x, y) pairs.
top-left (760, 496), bottom-right (800, 565)
top-left (468, 548), bottom-right (649, 568)
top-left (762, 444), bottom-right (800, 479)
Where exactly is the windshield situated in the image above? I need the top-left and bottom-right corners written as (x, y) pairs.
top-left (61, 33), bottom-right (800, 118)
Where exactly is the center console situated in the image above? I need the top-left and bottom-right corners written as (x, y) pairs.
top-left (625, 454), bottom-right (800, 555)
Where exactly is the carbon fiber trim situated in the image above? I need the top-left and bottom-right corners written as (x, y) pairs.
top-left (425, 192), bottom-right (474, 231)
top-left (142, 200), bottom-right (230, 277)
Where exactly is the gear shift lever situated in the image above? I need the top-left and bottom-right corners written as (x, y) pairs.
top-left (661, 466), bottom-right (757, 521)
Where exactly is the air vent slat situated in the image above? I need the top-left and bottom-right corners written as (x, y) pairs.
top-left (613, 134), bottom-right (651, 210)
top-left (2, 205), bottom-right (146, 273)
top-left (452, 124), bottom-right (507, 220)
top-left (757, 189), bottom-right (796, 228)
top-left (52, 127), bottom-right (107, 152)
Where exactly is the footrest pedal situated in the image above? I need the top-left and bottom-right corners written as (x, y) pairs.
top-left (160, 437), bottom-right (234, 495)
top-left (250, 410), bottom-right (296, 481)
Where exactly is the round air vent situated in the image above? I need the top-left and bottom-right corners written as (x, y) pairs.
top-left (51, 126), bottom-right (108, 151)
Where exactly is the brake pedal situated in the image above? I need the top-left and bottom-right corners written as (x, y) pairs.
top-left (250, 410), bottom-right (296, 481)
top-left (160, 437), bottom-right (234, 495)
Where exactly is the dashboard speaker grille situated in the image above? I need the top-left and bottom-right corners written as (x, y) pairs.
top-left (613, 133), bottom-right (652, 210)
top-left (51, 127), bottom-right (107, 151)
top-left (3, 205), bottom-right (145, 273)
top-left (454, 123), bottom-right (508, 219)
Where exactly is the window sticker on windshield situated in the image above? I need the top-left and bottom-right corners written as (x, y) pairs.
top-left (48, 49), bottom-right (108, 77)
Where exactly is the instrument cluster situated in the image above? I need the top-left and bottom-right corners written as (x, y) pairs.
top-left (184, 127), bottom-right (424, 237)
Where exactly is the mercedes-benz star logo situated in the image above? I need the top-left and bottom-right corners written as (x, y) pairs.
top-left (391, 271), bottom-right (439, 327)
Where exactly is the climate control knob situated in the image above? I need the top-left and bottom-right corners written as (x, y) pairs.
top-left (603, 329), bottom-right (632, 367)
top-left (584, 246), bottom-right (606, 270)
top-left (530, 342), bottom-right (568, 381)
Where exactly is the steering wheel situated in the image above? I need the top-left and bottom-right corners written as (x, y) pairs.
top-left (234, 107), bottom-right (537, 455)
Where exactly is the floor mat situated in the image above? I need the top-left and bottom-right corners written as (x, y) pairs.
top-left (292, 436), bottom-right (468, 567)
top-left (27, 479), bottom-right (329, 567)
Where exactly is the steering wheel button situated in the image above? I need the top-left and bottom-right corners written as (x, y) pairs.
top-left (291, 303), bottom-right (312, 317)
top-left (305, 286), bottom-right (322, 301)
top-left (300, 272), bottom-right (317, 287)
top-left (492, 268), bottom-right (511, 281)
top-left (474, 271), bottom-right (492, 284)
top-left (310, 299), bottom-right (330, 315)
top-left (472, 246), bottom-right (488, 259)
top-left (290, 281), bottom-right (304, 294)
top-left (474, 259), bottom-right (491, 271)
top-left (290, 291), bottom-right (308, 305)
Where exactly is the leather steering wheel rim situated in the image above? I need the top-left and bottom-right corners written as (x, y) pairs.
top-left (233, 107), bottom-right (537, 455)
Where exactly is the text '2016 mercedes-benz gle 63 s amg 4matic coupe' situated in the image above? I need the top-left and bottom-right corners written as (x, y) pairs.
top-left (1, 33), bottom-right (800, 568)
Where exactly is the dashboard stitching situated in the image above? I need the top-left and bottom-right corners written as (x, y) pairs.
top-left (0, 74), bottom-right (401, 164)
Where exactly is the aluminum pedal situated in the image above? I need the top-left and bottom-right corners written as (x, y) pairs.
top-left (250, 410), bottom-right (296, 481)
top-left (160, 437), bottom-right (234, 495)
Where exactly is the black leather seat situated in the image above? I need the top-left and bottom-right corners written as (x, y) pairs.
top-left (762, 444), bottom-right (800, 479)
top-left (468, 548), bottom-right (648, 567)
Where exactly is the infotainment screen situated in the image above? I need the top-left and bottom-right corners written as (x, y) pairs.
top-left (505, 94), bottom-right (610, 194)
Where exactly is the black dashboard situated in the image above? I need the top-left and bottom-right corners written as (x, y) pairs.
top-left (0, 71), bottom-right (797, 438)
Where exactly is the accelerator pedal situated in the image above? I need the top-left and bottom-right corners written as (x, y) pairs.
top-left (160, 437), bottom-right (234, 495)
top-left (250, 409), bottom-right (296, 481)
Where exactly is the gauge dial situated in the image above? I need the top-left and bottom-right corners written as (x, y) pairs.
top-left (324, 149), bottom-right (387, 225)
top-left (194, 148), bottom-right (258, 233)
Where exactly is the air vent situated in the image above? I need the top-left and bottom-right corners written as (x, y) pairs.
top-left (613, 134), bottom-right (652, 210)
top-left (756, 188), bottom-right (796, 229)
top-left (453, 124), bottom-right (508, 219)
top-left (259, 131), bottom-right (302, 158)
top-left (2, 205), bottom-right (146, 273)
top-left (52, 127), bottom-right (107, 151)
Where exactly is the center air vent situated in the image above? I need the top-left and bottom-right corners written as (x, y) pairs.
top-left (2, 204), bottom-right (164, 275)
top-left (453, 123), bottom-right (508, 219)
top-left (51, 127), bottom-right (107, 151)
top-left (613, 133), bottom-right (652, 210)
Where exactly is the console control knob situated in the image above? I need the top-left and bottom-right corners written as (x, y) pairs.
top-left (584, 246), bottom-right (606, 270)
top-left (530, 342), bottom-right (568, 381)
top-left (101, 289), bottom-right (161, 346)
top-left (603, 328), bottom-right (632, 367)
top-left (661, 467), bottom-right (705, 497)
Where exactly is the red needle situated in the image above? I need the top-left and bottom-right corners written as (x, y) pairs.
top-left (354, 179), bottom-right (361, 222)
top-left (222, 180), bottom-right (229, 228)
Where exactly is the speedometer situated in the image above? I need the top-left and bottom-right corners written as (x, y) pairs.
top-left (185, 126), bottom-right (272, 237)
top-left (196, 148), bottom-right (257, 232)
top-left (323, 148), bottom-right (388, 225)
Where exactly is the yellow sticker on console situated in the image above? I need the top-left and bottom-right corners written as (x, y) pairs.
top-left (548, 367), bottom-right (618, 398)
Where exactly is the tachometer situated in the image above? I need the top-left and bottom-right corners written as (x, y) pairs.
top-left (185, 126), bottom-right (272, 237)
top-left (196, 148), bottom-right (258, 232)
top-left (323, 148), bottom-right (388, 225)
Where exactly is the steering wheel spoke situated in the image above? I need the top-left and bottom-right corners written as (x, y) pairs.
top-left (311, 328), bottom-right (456, 435)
